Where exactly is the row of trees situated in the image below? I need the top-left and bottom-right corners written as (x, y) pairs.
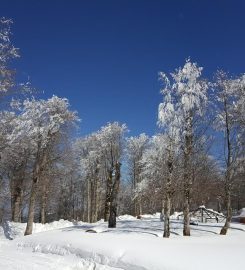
top-left (0, 18), bottom-right (244, 238)
top-left (157, 60), bottom-right (245, 236)
top-left (58, 60), bottom-right (245, 237)
top-left (0, 18), bottom-right (78, 235)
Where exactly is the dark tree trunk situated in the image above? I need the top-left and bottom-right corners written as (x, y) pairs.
top-left (108, 162), bottom-right (121, 228)
top-left (220, 185), bottom-right (232, 235)
top-left (11, 162), bottom-right (26, 222)
top-left (40, 181), bottom-right (47, 224)
top-left (25, 150), bottom-right (46, 236)
top-left (183, 114), bottom-right (193, 236)
top-left (132, 162), bottom-right (139, 217)
top-left (87, 177), bottom-right (91, 222)
top-left (90, 179), bottom-right (95, 223)
top-left (12, 186), bottom-right (23, 222)
top-left (220, 99), bottom-right (233, 235)
top-left (91, 175), bottom-right (98, 223)
top-left (163, 197), bottom-right (171, 238)
top-left (82, 186), bottom-right (86, 221)
top-left (104, 168), bottom-right (113, 222)
top-left (24, 176), bottom-right (39, 235)
top-left (163, 147), bottom-right (173, 238)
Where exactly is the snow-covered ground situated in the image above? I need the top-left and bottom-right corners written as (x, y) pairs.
top-left (0, 214), bottom-right (244, 269)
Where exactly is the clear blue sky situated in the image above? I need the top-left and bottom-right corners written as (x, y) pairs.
top-left (2, 0), bottom-right (245, 137)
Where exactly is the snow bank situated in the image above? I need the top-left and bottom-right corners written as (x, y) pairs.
top-left (0, 219), bottom-right (82, 240)
top-left (0, 215), bottom-right (245, 269)
top-left (238, 208), bottom-right (245, 217)
top-left (140, 212), bottom-right (161, 219)
top-left (12, 226), bottom-right (245, 270)
top-left (117, 215), bottom-right (136, 221)
top-left (170, 211), bottom-right (183, 219)
top-left (0, 215), bottom-right (139, 240)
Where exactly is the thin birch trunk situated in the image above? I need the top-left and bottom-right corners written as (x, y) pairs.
top-left (163, 146), bottom-right (174, 238)
top-left (183, 114), bottom-right (193, 236)
top-left (87, 177), bottom-right (91, 223)
top-left (93, 175), bottom-right (98, 222)
top-left (220, 99), bottom-right (233, 235)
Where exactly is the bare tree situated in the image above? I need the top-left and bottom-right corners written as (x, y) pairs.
top-left (214, 71), bottom-right (243, 235)
top-left (126, 134), bottom-right (148, 216)
top-left (97, 122), bottom-right (127, 227)
top-left (158, 59), bottom-right (208, 236)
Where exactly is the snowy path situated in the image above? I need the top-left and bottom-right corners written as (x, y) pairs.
top-left (0, 215), bottom-right (244, 269)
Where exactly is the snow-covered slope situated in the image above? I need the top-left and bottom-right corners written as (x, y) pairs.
top-left (0, 215), bottom-right (244, 269)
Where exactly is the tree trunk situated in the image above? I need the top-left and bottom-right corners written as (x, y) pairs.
top-left (163, 147), bottom-right (173, 238)
top-left (12, 186), bottom-right (22, 222)
top-left (40, 181), bottom-right (47, 224)
top-left (24, 176), bottom-right (38, 235)
top-left (82, 185), bottom-right (86, 221)
top-left (92, 175), bottom-right (98, 222)
top-left (104, 168), bottom-right (113, 222)
top-left (220, 98), bottom-right (233, 235)
top-left (220, 186), bottom-right (232, 234)
top-left (87, 177), bottom-right (91, 222)
top-left (90, 179), bottom-right (93, 222)
top-left (132, 163), bottom-right (138, 217)
top-left (11, 164), bottom-right (26, 222)
top-left (183, 114), bottom-right (193, 236)
top-left (108, 162), bottom-right (121, 228)
top-left (138, 195), bottom-right (142, 216)
top-left (183, 183), bottom-right (191, 236)
top-left (163, 198), bottom-right (171, 237)
top-left (25, 150), bottom-right (46, 236)
top-left (217, 196), bottom-right (222, 213)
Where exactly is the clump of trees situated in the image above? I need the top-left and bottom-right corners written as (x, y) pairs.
top-left (75, 122), bottom-right (127, 227)
top-left (0, 18), bottom-right (244, 238)
top-left (0, 18), bottom-right (78, 235)
top-left (155, 61), bottom-right (245, 236)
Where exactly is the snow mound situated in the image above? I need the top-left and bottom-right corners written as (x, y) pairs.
top-left (141, 212), bottom-right (160, 219)
top-left (170, 211), bottom-right (183, 219)
top-left (117, 215), bottom-right (136, 221)
top-left (0, 219), bottom-right (77, 240)
top-left (238, 208), bottom-right (245, 217)
top-left (1, 216), bottom-right (245, 269)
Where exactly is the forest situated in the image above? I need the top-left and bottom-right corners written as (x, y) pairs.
top-left (0, 17), bottom-right (244, 239)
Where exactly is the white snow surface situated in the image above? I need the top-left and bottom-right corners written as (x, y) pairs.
top-left (0, 214), bottom-right (245, 270)
top-left (237, 208), bottom-right (245, 217)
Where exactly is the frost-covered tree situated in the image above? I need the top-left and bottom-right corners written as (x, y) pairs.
top-left (158, 59), bottom-right (208, 236)
top-left (38, 132), bottom-right (79, 224)
top-left (76, 133), bottom-right (102, 223)
top-left (0, 18), bottom-right (18, 167)
top-left (232, 75), bottom-right (245, 149)
top-left (214, 71), bottom-right (245, 235)
top-left (0, 111), bottom-right (17, 220)
top-left (158, 72), bottom-right (181, 237)
top-left (140, 134), bottom-right (168, 214)
top-left (0, 17), bottom-right (19, 98)
top-left (97, 122), bottom-right (127, 228)
top-left (9, 96), bottom-right (78, 235)
top-left (1, 130), bottom-right (30, 222)
top-left (75, 122), bottom-right (127, 227)
top-left (126, 133), bottom-right (149, 216)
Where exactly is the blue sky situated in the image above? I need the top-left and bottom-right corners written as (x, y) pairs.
top-left (2, 0), bottom-right (245, 137)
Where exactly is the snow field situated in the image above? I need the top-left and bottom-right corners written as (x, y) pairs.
top-left (0, 215), bottom-right (245, 270)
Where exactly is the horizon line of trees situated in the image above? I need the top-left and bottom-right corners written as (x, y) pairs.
top-left (0, 18), bottom-right (244, 237)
